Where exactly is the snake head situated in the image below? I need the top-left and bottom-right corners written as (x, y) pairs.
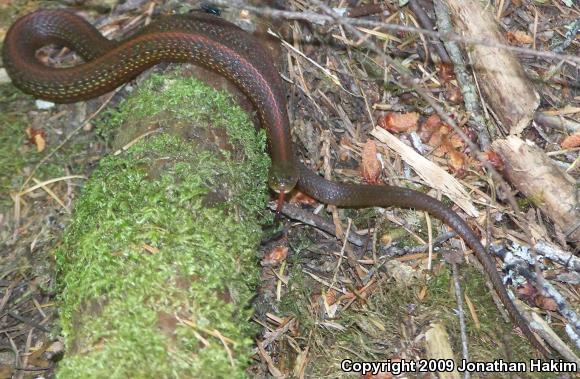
top-left (268, 163), bottom-right (298, 194)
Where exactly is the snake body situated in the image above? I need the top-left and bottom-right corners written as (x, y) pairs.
top-left (2, 9), bottom-right (547, 355)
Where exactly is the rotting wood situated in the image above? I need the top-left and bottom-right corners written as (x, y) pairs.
top-left (492, 136), bottom-right (579, 243)
top-left (444, 0), bottom-right (539, 134)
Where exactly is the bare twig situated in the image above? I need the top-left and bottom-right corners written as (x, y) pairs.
top-left (408, 0), bottom-right (450, 64)
top-left (209, 0), bottom-right (580, 65)
top-left (381, 231), bottom-right (457, 256)
top-left (331, 218), bottom-right (352, 286)
top-left (534, 240), bottom-right (580, 273)
top-left (451, 263), bottom-right (470, 379)
top-left (493, 245), bottom-right (580, 351)
top-left (432, 0), bottom-right (493, 147)
top-left (534, 112), bottom-right (580, 134)
top-left (267, 202), bottom-right (368, 247)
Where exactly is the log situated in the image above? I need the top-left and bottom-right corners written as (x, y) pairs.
top-left (55, 71), bottom-right (269, 377)
top-left (492, 136), bottom-right (579, 243)
top-left (443, 0), bottom-right (539, 134)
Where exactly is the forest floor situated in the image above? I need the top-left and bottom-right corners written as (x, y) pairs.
top-left (0, 0), bottom-right (578, 378)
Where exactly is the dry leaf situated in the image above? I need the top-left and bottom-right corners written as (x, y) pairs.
top-left (482, 150), bottom-right (505, 171)
top-left (378, 112), bottom-right (419, 133)
top-left (428, 128), bottom-right (450, 157)
top-left (448, 150), bottom-right (466, 176)
top-left (339, 136), bottom-right (353, 161)
top-left (325, 289), bottom-right (338, 306)
top-left (25, 127), bottom-right (47, 152)
top-left (516, 269), bottom-right (556, 312)
top-left (262, 246), bottom-right (288, 266)
top-left (26, 340), bottom-right (53, 369)
top-left (323, 290), bottom-right (339, 318)
top-left (418, 285), bottom-right (428, 301)
top-left (507, 30), bottom-right (534, 45)
top-left (338, 291), bottom-right (356, 302)
top-left (535, 295), bottom-right (557, 311)
top-left (448, 132), bottom-right (466, 150)
top-left (288, 190), bottom-right (317, 205)
top-left (361, 140), bottom-right (381, 183)
top-left (419, 115), bottom-right (471, 173)
top-left (464, 294), bottom-right (481, 330)
top-left (444, 82), bottom-right (463, 104)
top-left (142, 244), bottom-right (159, 254)
top-left (339, 136), bottom-right (354, 148)
top-left (379, 233), bottom-right (392, 246)
top-left (561, 133), bottom-right (580, 149)
top-left (34, 133), bottom-right (46, 152)
top-left (418, 114), bottom-right (443, 142)
top-left (517, 282), bottom-right (537, 301)
top-left (438, 62), bottom-right (455, 82)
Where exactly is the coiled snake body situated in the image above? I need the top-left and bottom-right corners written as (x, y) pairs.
top-left (2, 9), bottom-right (547, 355)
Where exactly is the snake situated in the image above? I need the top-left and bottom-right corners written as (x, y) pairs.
top-left (2, 9), bottom-right (548, 356)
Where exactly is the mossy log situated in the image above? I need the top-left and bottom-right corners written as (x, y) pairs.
top-left (55, 72), bottom-right (270, 378)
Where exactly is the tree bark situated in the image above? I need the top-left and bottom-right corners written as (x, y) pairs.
top-left (492, 136), bottom-right (579, 243)
top-left (444, 0), bottom-right (539, 134)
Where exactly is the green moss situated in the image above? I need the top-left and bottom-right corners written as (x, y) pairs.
top-left (55, 74), bottom-right (269, 378)
top-left (346, 207), bottom-right (379, 226)
top-left (279, 264), bottom-right (317, 331)
top-left (517, 194), bottom-right (547, 211)
top-left (97, 73), bottom-right (271, 217)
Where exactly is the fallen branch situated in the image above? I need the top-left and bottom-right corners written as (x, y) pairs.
top-left (492, 136), bottom-right (579, 243)
top-left (442, 0), bottom-right (539, 134)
